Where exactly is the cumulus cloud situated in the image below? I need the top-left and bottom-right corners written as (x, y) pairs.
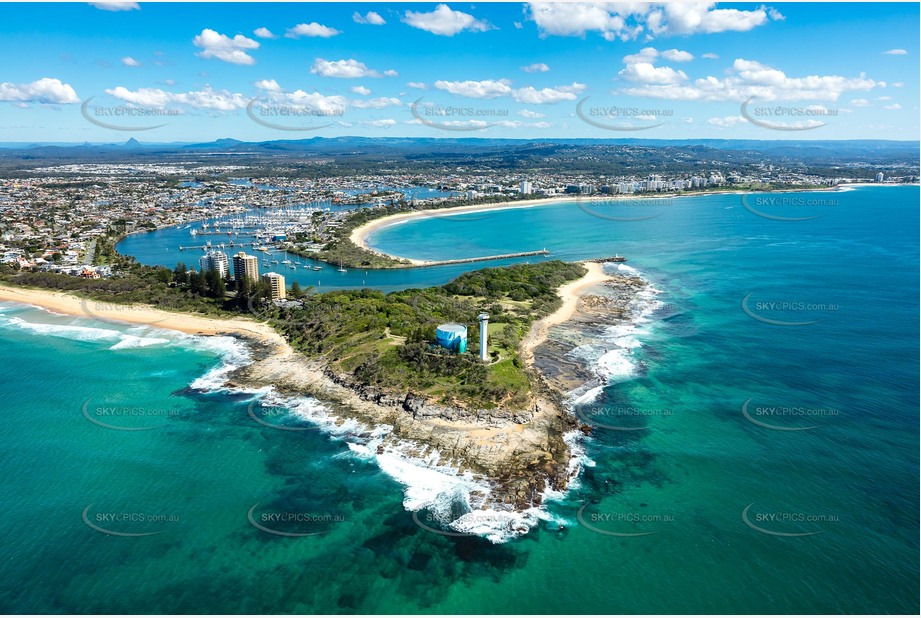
top-left (850, 98), bottom-right (871, 107)
top-left (89, 2), bottom-right (139, 11)
top-left (403, 4), bottom-right (492, 36)
top-left (105, 85), bottom-right (248, 111)
top-left (518, 109), bottom-right (546, 118)
top-left (353, 11), bottom-right (386, 25)
top-left (619, 48), bottom-right (688, 85)
top-left (253, 27), bottom-right (277, 39)
top-left (884, 103), bottom-right (902, 110)
top-left (661, 49), bottom-right (694, 62)
top-left (702, 52), bottom-right (719, 59)
top-left (193, 29), bottom-right (259, 65)
top-left (0, 77), bottom-right (80, 104)
top-left (351, 85), bottom-right (371, 95)
top-left (522, 63), bottom-right (550, 73)
top-left (513, 82), bottom-right (585, 104)
top-left (526, 2), bottom-right (781, 41)
top-left (433, 78), bottom-right (584, 103)
top-left (254, 79), bottom-right (281, 92)
top-left (351, 96), bottom-right (402, 109)
top-left (434, 79), bottom-right (512, 98)
top-left (286, 22), bottom-right (340, 38)
top-left (708, 115), bottom-right (747, 127)
top-left (619, 57), bottom-right (877, 102)
top-left (883, 49), bottom-right (907, 55)
top-left (121, 56), bottom-right (140, 66)
top-left (406, 81), bottom-right (427, 89)
top-left (311, 58), bottom-right (394, 78)
top-left (365, 118), bottom-right (397, 128)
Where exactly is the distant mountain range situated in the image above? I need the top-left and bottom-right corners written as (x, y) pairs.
top-left (1, 137), bottom-right (916, 176)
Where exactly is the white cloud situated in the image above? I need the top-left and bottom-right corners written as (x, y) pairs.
top-left (661, 49), bottom-right (694, 62)
top-left (620, 58), bottom-right (877, 102)
top-left (384, 69), bottom-right (399, 77)
top-left (105, 85), bottom-right (248, 111)
top-left (193, 29), bottom-right (259, 65)
top-left (518, 109), bottom-right (546, 118)
top-left (433, 79), bottom-right (585, 104)
top-left (514, 21), bottom-right (524, 29)
top-left (311, 58), bottom-right (392, 78)
top-left (365, 118), bottom-right (397, 128)
top-left (512, 82), bottom-right (585, 104)
top-left (254, 79), bottom-right (281, 92)
top-left (850, 98), bottom-right (871, 107)
top-left (89, 2), bottom-right (139, 11)
top-left (353, 11), bottom-right (386, 25)
top-left (403, 4), bottom-right (491, 36)
top-left (702, 52), bottom-right (719, 59)
top-left (883, 49), bottom-right (907, 55)
top-left (121, 56), bottom-right (140, 67)
top-left (620, 63), bottom-right (688, 85)
top-left (351, 85), bottom-right (371, 96)
top-left (875, 96), bottom-right (892, 101)
top-left (884, 103), bottom-right (902, 110)
top-left (708, 115), bottom-right (747, 127)
top-left (522, 63), bottom-right (550, 73)
top-left (286, 22), bottom-right (340, 38)
top-left (253, 27), bottom-right (277, 39)
top-left (351, 96), bottom-right (402, 109)
top-left (0, 77), bottom-right (80, 104)
top-left (434, 79), bottom-right (512, 98)
top-left (406, 81), bottom-right (427, 89)
top-left (893, 82), bottom-right (904, 87)
top-left (527, 2), bottom-right (781, 41)
top-left (682, 116), bottom-right (694, 124)
top-left (620, 48), bottom-right (688, 85)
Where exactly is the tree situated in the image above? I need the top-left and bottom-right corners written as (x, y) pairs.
top-left (235, 275), bottom-right (253, 309)
top-left (189, 270), bottom-right (206, 296)
top-left (172, 262), bottom-right (189, 286)
top-left (290, 281), bottom-right (303, 299)
top-left (204, 268), bottom-right (225, 299)
top-left (154, 266), bottom-right (172, 284)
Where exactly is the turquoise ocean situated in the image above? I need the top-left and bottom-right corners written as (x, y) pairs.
top-left (0, 186), bottom-right (917, 613)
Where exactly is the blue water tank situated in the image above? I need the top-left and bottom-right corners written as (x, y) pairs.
top-left (435, 323), bottom-right (468, 353)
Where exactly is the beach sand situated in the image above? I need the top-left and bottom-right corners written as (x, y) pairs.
top-left (520, 262), bottom-right (613, 366)
top-left (348, 196), bottom-right (635, 264)
top-left (0, 284), bottom-right (289, 353)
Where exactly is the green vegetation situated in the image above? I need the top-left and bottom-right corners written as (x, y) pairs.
top-left (1, 248), bottom-right (585, 410)
top-left (264, 261), bottom-right (586, 409)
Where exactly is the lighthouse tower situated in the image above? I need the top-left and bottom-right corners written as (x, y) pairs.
top-left (478, 313), bottom-right (489, 362)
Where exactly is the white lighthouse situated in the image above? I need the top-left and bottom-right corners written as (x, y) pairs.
top-left (478, 313), bottom-right (489, 362)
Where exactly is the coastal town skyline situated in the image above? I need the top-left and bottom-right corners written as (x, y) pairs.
top-left (1, 2), bottom-right (918, 143)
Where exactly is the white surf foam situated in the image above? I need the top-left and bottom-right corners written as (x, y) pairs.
top-left (2, 315), bottom-right (124, 342)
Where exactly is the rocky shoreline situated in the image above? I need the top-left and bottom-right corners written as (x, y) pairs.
top-left (227, 267), bottom-right (650, 512)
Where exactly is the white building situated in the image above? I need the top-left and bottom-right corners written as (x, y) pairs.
top-left (199, 250), bottom-right (229, 279)
top-left (520, 181), bottom-right (533, 195)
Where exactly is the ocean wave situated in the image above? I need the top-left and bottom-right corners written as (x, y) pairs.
top-left (1, 315), bottom-right (124, 342)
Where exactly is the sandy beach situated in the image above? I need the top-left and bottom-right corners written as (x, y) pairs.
top-left (349, 184), bottom-right (883, 265)
top-left (0, 284), bottom-right (289, 354)
top-left (519, 262), bottom-right (613, 366)
top-left (348, 195), bottom-right (645, 264)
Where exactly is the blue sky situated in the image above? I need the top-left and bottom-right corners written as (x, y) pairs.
top-left (0, 2), bottom-right (917, 142)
